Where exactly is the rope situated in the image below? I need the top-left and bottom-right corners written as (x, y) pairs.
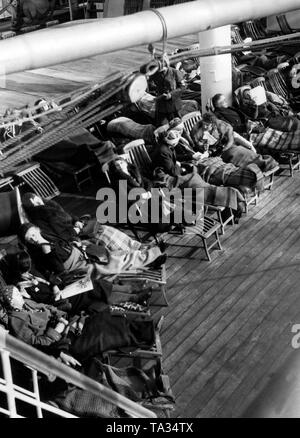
top-left (0, 71), bottom-right (136, 173)
top-left (150, 8), bottom-right (168, 68)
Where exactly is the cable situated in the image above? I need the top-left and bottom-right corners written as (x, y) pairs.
top-left (150, 8), bottom-right (168, 67)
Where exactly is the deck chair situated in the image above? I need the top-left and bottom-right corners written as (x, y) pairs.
top-left (181, 111), bottom-right (202, 136)
top-left (266, 68), bottom-right (289, 99)
top-left (231, 25), bottom-right (244, 44)
top-left (263, 165), bottom-right (280, 190)
top-left (183, 216), bottom-right (222, 262)
top-left (123, 139), bottom-right (152, 170)
top-left (0, 177), bottom-right (14, 191)
top-left (12, 162), bottom-right (60, 200)
top-left (102, 314), bottom-right (164, 367)
top-left (279, 152), bottom-right (300, 177)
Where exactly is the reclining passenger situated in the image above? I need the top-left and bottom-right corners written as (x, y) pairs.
top-left (239, 86), bottom-right (300, 132)
top-left (5, 251), bottom-right (109, 316)
top-left (18, 223), bottom-right (166, 281)
top-left (22, 192), bottom-right (95, 241)
top-left (106, 117), bottom-right (156, 145)
top-left (151, 129), bottom-right (245, 214)
top-left (189, 112), bottom-right (278, 172)
top-left (211, 93), bottom-right (249, 135)
top-left (0, 285), bottom-right (157, 365)
top-left (191, 113), bottom-right (235, 153)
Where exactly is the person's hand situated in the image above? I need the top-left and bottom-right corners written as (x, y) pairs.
top-left (55, 322), bottom-right (66, 334)
top-left (74, 221), bottom-right (84, 230)
top-left (192, 152), bottom-right (203, 161)
top-left (141, 192), bottom-right (152, 200)
top-left (59, 352), bottom-right (81, 368)
top-left (55, 317), bottom-right (68, 333)
top-left (72, 240), bottom-right (82, 248)
top-left (163, 92), bottom-right (172, 100)
top-left (59, 317), bottom-right (68, 325)
top-left (53, 285), bottom-right (62, 301)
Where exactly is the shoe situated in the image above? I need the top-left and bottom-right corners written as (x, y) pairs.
top-left (158, 239), bottom-right (169, 253)
top-left (146, 254), bottom-right (167, 270)
top-left (155, 315), bottom-right (164, 333)
top-left (79, 214), bottom-right (92, 226)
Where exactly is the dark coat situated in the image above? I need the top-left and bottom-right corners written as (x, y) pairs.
top-left (151, 143), bottom-right (181, 177)
top-left (8, 300), bottom-right (69, 357)
top-left (24, 200), bottom-right (79, 243)
top-left (214, 106), bottom-right (248, 134)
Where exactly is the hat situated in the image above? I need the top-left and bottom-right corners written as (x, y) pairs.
top-left (0, 285), bottom-right (15, 309)
top-left (164, 129), bottom-right (181, 146)
top-left (18, 222), bottom-right (36, 243)
top-left (21, 192), bottom-right (37, 211)
top-left (168, 118), bottom-right (184, 132)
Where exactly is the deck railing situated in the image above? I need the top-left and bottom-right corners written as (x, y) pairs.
top-left (0, 327), bottom-right (156, 418)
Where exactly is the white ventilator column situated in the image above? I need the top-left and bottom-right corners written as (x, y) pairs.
top-left (199, 25), bottom-right (232, 114)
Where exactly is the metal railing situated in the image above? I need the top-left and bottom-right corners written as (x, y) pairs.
top-left (0, 327), bottom-right (156, 418)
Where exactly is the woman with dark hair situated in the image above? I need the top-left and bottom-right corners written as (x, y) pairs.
top-left (191, 112), bottom-right (235, 154)
top-left (21, 192), bottom-right (96, 241)
top-left (18, 223), bottom-right (166, 281)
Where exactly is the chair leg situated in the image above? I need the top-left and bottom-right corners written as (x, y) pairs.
top-left (215, 231), bottom-right (222, 251)
top-left (201, 236), bottom-right (211, 261)
top-left (217, 210), bottom-right (225, 235)
top-left (289, 156), bottom-right (293, 177)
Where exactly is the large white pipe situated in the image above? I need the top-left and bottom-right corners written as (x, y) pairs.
top-left (199, 26), bottom-right (232, 114)
top-left (0, 0), bottom-right (300, 75)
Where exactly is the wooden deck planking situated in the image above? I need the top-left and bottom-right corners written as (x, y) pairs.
top-left (161, 174), bottom-right (300, 417)
top-left (0, 31), bottom-right (299, 417)
top-left (0, 34), bottom-right (196, 112)
top-left (57, 170), bottom-right (300, 418)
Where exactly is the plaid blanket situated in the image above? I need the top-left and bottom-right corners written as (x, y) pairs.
top-left (94, 224), bottom-right (142, 252)
top-left (51, 358), bottom-right (174, 417)
top-left (197, 157), bottom-right (265, 192)
top-left (177, 172), bottom-right (240, 210)
top-left (251, 127), bottom-right (300, 152)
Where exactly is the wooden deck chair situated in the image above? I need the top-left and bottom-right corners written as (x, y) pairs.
top-left (279, 152), bottom-right (300, 177)
top-left (13, 162), bottom-right (60, 200)
top-left (113, 264), bottom-right (168, 307)
top-left (250, 76), bottom-right (267, 90)
top-left (204, 205), bottom-right (234, 236)
top-left (231, 25), bottom-right (244, 44)
top-left (183, 216), bottom-right (222, 262)
top-left (263, 165), bottom-right (280, 190)
top-left (266, 68), bottom-right (289, 99)
top-left (0, 177), bottom-right (14, 191)
top-left (102, 315), bottom-right (164, 366)
top-left (181, 111), bottom-right (202, 136)
top-left (123, 139), bottom-right (152, 172)
top-left (233, 84), bottom-right (252, 107)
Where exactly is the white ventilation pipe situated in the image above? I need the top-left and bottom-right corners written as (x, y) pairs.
top-left (0, 0), bottom-right (299, 75)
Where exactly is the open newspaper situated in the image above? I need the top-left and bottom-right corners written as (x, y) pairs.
top-left (59, 275), bottom-right (93, 300)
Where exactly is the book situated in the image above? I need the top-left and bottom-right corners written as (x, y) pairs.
top-left (59, 275), bottom-right (93, 300)
top-left (248, 85), bottom-right (267, 106)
